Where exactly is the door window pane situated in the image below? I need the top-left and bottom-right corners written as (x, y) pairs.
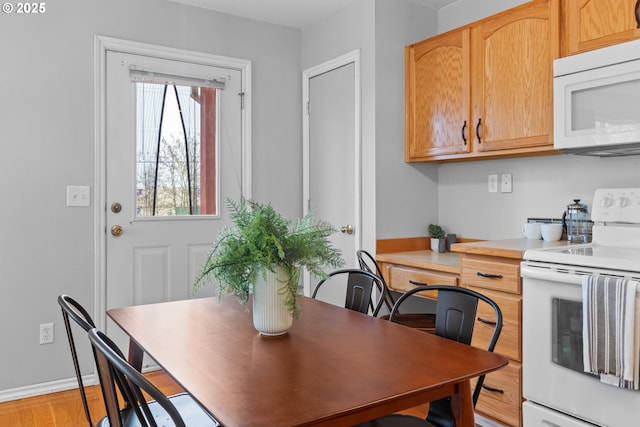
top-left (135, 83), bottom-right (218, 217)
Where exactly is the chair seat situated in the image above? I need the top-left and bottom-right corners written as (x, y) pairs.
top-left (96, 392), bottom-right (219, 427)
top-left (355, 414), bottom-right (435, 427)
top-left (424, 398), bottom-right (455, 427)
top-left (381, 312), bottom-right (436, 333)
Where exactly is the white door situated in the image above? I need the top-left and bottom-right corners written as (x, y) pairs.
top-left (104, 50), bottom-right (244, 352)
top-left (303, 51), bottom-right (361, 302)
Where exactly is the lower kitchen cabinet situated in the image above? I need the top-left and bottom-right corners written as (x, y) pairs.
top-left (473, 361), bottom-right (522, 427)
top-left (461, 254), bottom-right (523, 427)
top-left (379, 239), bottom-right (566, 427)
top-left (382, 263), bottom-right (458, 292)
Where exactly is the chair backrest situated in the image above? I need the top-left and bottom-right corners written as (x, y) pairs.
top-left (88, 328), bottom-right (187, 427)
top-left (389, 285), bottom-right (502, 405)
top-left (58, 294), bottom-right (97, 427)
top-left (356, 250), bottom-right (396, 314)
top-left (311, 268), bottom-right (386, 316)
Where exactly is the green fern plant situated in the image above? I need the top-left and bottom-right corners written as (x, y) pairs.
top-left (193, 198), bottom-right (344, 318)
top-left (428, 223), bottom-right (445, 239)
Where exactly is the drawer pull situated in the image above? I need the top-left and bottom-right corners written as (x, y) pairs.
top-left (481, 384), bottom-right (504, 394)
top-left (477, 272), bottom-right (503, 279)
top-left (478, 317), bottom-right (497, 326)
top-left (409, 280), bottom-right (428, 286)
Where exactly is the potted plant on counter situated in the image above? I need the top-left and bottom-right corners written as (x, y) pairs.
top-left (193, 198), bottom-right (344, 336)
top-left (428, 223), bottom-right (447, 253)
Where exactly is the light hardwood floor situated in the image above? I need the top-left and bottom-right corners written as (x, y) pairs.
top-left (0, 371), bottom-right (434, 427)
top-left (0, 371), bottom-right (183, 427)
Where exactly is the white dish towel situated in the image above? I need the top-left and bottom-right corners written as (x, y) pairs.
top-left (582, 275), bottom-right (640, 390)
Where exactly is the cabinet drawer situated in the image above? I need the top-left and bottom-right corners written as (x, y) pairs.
top-left (462, 257), bottom-right (520, 294)
top-left (385, 265), bottom-right (458, 293)
top-left (469, 287), bottom-right (521, 361)
top-left (473, 361), bottom-right (522, 427)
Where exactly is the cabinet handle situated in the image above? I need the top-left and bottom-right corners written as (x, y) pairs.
top-left (481, 384), bottom-right (504, 394)
top-left (476, 271), bottom-right (502, 279)
top-left (409, 280), bottom-right (428, 286)
top-left (635, 0), bottom-right (640, 28)
top-left (461, 120), bottom-right (467, 145)
top-left (475, 118), bottom-right (482, 143)
top-left (478, 316), bottom-right (497, 326)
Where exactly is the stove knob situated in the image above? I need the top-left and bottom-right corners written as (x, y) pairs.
top-left (600, 196), bottom-right (613, 207)
top-left (616, 197), bottom-right (629, 207)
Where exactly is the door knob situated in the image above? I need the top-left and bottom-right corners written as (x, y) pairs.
top-left (340, 224), bottom-right (354, 235)
top-left (111, 225), bottom-right (123, 237)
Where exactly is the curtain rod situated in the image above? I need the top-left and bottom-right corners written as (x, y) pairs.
top-left (129, 67), bottom-right (226, 89)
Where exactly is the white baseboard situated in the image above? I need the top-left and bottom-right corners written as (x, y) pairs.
top-left (0, 374), bottom-right (97, 403)
top-left (475, 413), bottom-right (506, 427)
top-left (0, 365), bottom-right (160, 403)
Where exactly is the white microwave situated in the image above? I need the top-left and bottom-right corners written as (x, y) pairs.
top-left (554, 38), bottom-right (640, 156)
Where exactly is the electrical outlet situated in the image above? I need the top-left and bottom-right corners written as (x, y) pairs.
top-left (40, 323), bottom-right (54, 344)
top-left (501, 173), bottom-right (513, 193)
top-left (488, 174), bottom-right (498, 193)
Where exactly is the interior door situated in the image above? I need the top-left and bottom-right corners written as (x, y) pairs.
top-left (105, 50), bottom-right (243, 355)
top-left (304, 53), bottom-right (360, 303)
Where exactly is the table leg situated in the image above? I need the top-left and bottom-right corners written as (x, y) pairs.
top-left (449, 380), bottom-right (474, 427)
top-left (127, 338), bottom-right (144, 371)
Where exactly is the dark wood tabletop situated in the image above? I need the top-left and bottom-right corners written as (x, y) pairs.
top-left (107, 296), bottom-right (508, 427)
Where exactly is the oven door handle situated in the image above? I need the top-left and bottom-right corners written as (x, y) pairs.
top-left (521, 265), bottom-right (585, 285)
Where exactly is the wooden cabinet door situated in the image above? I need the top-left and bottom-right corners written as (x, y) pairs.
top-left (564, 0), bottom-right (640, 56)
top-left (472, 0), bottom-right (559, 153)
top-left (405, 28), bottom-right (471, 161)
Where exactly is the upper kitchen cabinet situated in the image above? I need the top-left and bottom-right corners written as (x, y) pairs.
top-left (562, 0), bottom-right (640, 56)
top-left (405, 29), bottom-right (471, 160)
top-left (472, 0), bottom-right (559, 154)
top-left (405, 0), bottom-right (560, 162)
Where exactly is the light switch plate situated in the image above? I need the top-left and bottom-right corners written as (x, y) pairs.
top-left (488, 174), bottom-right (498, 193)
top-left (67, 186), bottom-right (91, 207)
top-left (501, 173), bottom-right (512, 193)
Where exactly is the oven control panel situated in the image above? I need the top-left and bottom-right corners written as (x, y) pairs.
top-left (592, 188), bottom-right (640, 223)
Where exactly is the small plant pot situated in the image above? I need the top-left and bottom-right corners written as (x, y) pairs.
top-left (430, 238), bottom-right (446, 253)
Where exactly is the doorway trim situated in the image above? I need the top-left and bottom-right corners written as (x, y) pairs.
top-left (302, 49), bottom-right (361, 294)
top-left (93, 35), bottom-right (252, 330)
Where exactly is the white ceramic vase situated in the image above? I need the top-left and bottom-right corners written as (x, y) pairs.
top-left (252, 266), bottom-right (294, 336)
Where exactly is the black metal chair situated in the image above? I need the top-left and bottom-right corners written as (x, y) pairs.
top-left (356, 250), bottom-right (436, 332)
top-left (311, 268), bottom-right (386, 316)
top-left (356, 250), bottom-right (396, 313)
top-left (58, 294), bottom-right (98, 427)
top-left (356, 285), bottom-right (503, 427)
top-left (88, 328), bottom-right (219, 427)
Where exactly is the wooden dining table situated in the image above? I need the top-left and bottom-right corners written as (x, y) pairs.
top-left (107, 295), bottom-right (508, 427)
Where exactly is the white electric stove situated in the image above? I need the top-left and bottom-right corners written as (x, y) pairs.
top-left (522, 188), bottom-right (640, 427)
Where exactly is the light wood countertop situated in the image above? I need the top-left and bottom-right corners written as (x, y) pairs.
top-left (377, 239), bottom-right (572, 273)
top-left (450, 238), bottom-right (570, 259)
top-left (376, 250), bottom-right (461, 274)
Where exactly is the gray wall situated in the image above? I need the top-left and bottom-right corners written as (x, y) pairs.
top-left (0, 0), bottom-right (301, 395)
top-left (374, 0), bottom-right (439, 240)
top-left (438, 0), bottom-right (527, 33)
